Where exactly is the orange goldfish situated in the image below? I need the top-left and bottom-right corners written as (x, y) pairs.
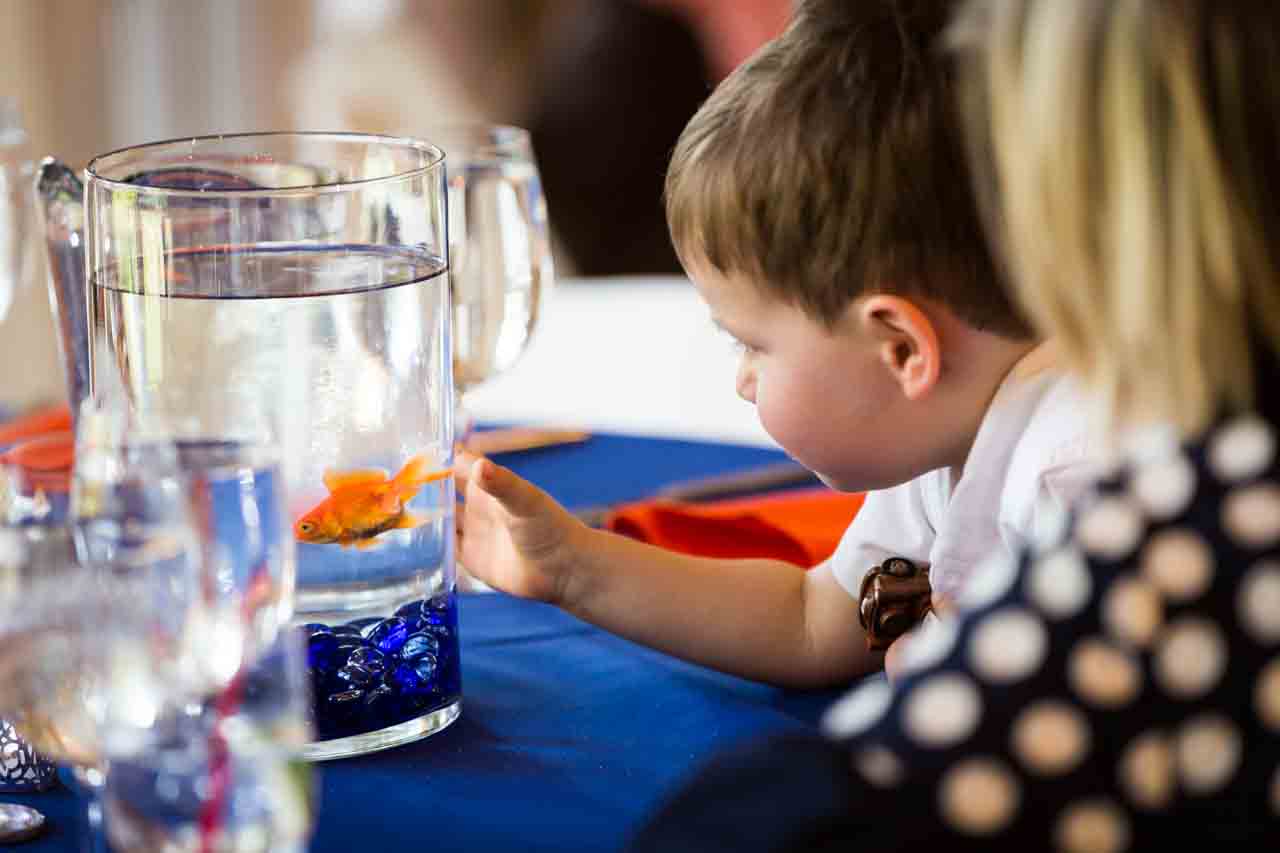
top-left (294, 454), bottom-right (451, 549)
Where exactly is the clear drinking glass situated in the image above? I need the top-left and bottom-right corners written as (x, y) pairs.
top-left (0, 403), bottom-right (317, 853)
top-left (83, 132), bottom-right (458, 760)
top-left (72, 399), bottom-right (315, 852)
top-left (439, 125), bottom-right (554, 444)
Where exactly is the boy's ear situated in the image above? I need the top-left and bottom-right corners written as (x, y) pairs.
top-left (857, 295), bottom-right (941, 401)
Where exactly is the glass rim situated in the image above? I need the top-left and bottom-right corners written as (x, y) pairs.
top-left (84, 130), bottom-right (447, 198)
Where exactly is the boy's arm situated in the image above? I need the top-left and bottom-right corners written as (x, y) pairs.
top-left (562, 528), bottom-right (884, 688)
top-left (457, 455), bottom-right (883, 688)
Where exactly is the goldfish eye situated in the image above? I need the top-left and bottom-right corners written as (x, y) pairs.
top-left (298, 522), bottom-right (314, 534)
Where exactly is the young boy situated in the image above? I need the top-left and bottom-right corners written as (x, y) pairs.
top-left (454, 0), bottom-right (1099, 686)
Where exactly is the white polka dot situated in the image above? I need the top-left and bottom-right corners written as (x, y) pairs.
top-left (938, 758), bottom-right (1020, 835)
top-left (1141, 529), bottom-right (1214, 602)
top-left (1154, 617), bottom-right (1226, 699)
top-left (853, 745), bottom-right (904, 788)
top-left (1257, 658), bottom-right (1280, 731)
top-left (1131, 453), bottom-right (1197, 520)
top-left (821, 679), bottom-right (892, 740)
top-left (903, 674), bottom-right (982, 748)
top-left (1029, 547), bottom-right (1093, 619)
top-left (1176, 714), bottom-right (1241, 794)
top-left (896, 616), bottom-right (959, 676)
top-left (1118, 731), bottom-right (1174, 810)
top-left (1011, 700), bottom-right (1090, 775)
top-left (1209, 416), bottom-right (1276, 482)
top-left (1077, 495), bottom-right (1145, 560)
top-left (1223, 484), bottom-right (1280, 548)
top-left (1240, 562), bottom-right (1280, 645)
top-left (1069, 637), bottom-right (1142, 708)
top-left (1054, 799), bottom-right (1132, 853)
top-left (969, 608), bottom-right (1048, 684)
top-left (1102, 576), bottom-right (1163, 647)
top-left (957, 552), bottom-right (1018, 610)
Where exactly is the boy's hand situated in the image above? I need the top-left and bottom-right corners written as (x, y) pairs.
top-left (454, 452), bottom-right (587, 606)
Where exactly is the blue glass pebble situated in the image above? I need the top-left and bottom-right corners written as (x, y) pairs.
top-left (369, 617), bottom-right (411, 655)
top-left (347, 617), bottom-right (383, 637)
top-left (399, 632), bottom-right (439, 661)
top-left (346, 647), bottom-right (386, 675)
top-left (303, 623), bottom-right (331, 636)
top-left (394, 601), bottom-right (426, 627)
top-left (389, 655), bottom-right (435, 695)
top-left (413, 653), bottom-right (438, 681)
top-left (337, 663), bottom-right (376, 688)
top-left (307, 632), bottom-right (340, 671)
top-left (364, 684), bottom-right (395, 710)
top-left (327, 688), bottom-right (365, 718)
top-left (329, 624), bottom-right (363, 639)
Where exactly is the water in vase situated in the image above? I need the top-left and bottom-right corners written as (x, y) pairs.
top-left (89, 244), bottom-right (460, 756)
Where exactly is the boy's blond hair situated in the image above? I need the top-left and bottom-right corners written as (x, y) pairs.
top-left (665, 0), bottom-right (1032, 338)
top-left (957, 0), bottom-right (1280, 433)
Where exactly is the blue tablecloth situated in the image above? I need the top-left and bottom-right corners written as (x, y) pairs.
top-left (10, 431), bottom-right (847, 852)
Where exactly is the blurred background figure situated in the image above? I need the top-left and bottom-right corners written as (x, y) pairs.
top-left (523, 0), bottom-right (792, 275)
top-left (0, 0), bottom-right (791, 409)
top-left (289, 0), bottom-right (793, 276)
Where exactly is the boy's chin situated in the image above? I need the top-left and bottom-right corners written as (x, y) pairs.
top-left (811, 470), bottom-right (854, 492)
top-left (814, 464), bottom-right (916, 493)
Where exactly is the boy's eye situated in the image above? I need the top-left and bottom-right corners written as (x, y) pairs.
top-left (713, 323), bottom-right (761, 356)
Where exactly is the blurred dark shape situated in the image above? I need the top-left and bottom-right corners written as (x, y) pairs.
top-left (525, 2), bottom-right (712, 276)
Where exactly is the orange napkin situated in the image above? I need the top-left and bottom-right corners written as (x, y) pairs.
top-left (605, 487), bottom-right (865, 568)
top-left (0, 404), bottom-right (72, 448)
top-left (0, 404), bottom-right (75, 494)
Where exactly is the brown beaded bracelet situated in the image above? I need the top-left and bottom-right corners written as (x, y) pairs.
top-left (857, 557), bottom-right (933, 651)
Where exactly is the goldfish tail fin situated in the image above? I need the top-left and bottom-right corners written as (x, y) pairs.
top-left (391, 454), bottom-right (451, 501)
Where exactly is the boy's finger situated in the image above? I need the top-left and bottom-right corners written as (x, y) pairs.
top-left (475, 458), bottom-right (545, 519)
top-left (453, 451), bottom-right (482, 491)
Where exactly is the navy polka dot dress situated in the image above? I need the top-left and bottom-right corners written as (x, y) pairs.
top-left (634, 400), bottom-right (1280, 850)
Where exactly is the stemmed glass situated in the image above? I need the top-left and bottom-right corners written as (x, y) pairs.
top-left (440, 125), bottom-right (555, 445)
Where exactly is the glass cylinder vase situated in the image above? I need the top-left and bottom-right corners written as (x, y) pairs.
top-left (83, 132), bottom-right (457, 760)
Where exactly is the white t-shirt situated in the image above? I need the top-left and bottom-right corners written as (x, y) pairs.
top-left (830, 347), bottom-right (1102, 604)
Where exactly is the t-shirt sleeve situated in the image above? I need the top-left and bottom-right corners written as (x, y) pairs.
top-left (828, 475), bottom-right (939, 599)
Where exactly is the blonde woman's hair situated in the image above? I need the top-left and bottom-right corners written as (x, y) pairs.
top-left (954, 0), bottom-right (1280, 434)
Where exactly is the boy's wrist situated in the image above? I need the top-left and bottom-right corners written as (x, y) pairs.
top-left (549, 518), bottom-right (599, 611)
